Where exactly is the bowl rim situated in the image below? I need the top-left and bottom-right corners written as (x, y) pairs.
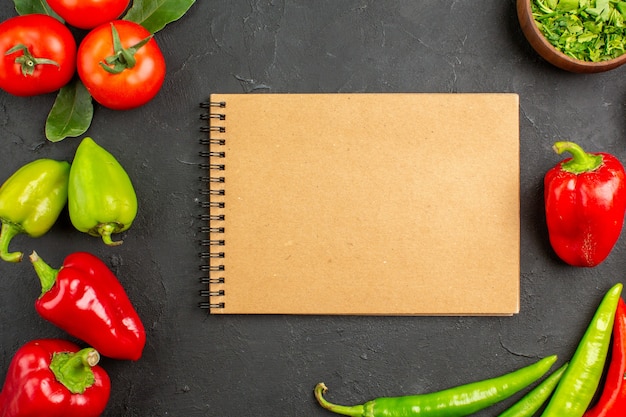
top-left (517, 0), bottom-right (626, 72)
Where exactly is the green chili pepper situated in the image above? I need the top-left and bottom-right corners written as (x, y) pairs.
top-left (498, 362), bottom-right (567, 417)
top-left (0, 159), bottom-right (69, 262)
top-left (315, 355), bottom-right (557, 417)
top-left (541, 282), bottom-right (623, 417)
top-left (68, 137), bottom-right (137, 246)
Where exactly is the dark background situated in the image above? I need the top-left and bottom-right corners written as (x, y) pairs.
top-left (0, 0), bottom-right (625, 415)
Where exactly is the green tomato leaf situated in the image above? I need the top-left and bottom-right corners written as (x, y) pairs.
top-left (45, 80), bottom-right (94, 142)
top-left (123, 0), bottom-right (197, 34)
top-left (13, 0), bottom-right (62, 20)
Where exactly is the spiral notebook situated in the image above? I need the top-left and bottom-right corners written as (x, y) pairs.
top-left (199, 93), bottom-right (520, 315)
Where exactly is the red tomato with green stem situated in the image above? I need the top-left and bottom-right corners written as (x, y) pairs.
top-left (77, 20), bottom-right (166, 110)
top-left (0, 14), bottom-right (76, 97)
top-left (47, 0), bottom-right (130, 30)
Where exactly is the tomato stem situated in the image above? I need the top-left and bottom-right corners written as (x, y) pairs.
top-left (5, 44), bottom-right (60, 76)
top-left (99, 23), bottom-right (153, 75)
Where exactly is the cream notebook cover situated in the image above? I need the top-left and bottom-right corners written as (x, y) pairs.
top-left (201, 93), bottom-right (520, 315)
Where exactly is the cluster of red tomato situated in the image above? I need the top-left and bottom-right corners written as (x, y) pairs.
top-left (0, 0), bottom-right (165, 110)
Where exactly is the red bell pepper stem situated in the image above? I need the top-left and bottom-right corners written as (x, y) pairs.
top-left (553, 141), bottom-right (603, 174)
top-left (31, 250), bottom-right (56, 295)
top-left (50, 347), bottom-right (100, 394)
top-left (583, 297), bottom-right (626, 417)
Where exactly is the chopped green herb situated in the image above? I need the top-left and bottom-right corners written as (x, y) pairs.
top-left (532, 0), bottom-right (626, 62)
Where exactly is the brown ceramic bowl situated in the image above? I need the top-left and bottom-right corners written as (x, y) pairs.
top-left (517, 0), bottom-right (626, 73)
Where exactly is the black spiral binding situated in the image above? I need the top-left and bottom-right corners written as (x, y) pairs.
top-left (199, 100), bottom-right (226, 310)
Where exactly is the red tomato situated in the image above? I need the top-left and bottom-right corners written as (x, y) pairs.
top-left (47, 0), bottom-right (130, 30)
top-left (77, 20), bottom-right (166, 110)
top-left (0, 14), bottom-right (76, 97)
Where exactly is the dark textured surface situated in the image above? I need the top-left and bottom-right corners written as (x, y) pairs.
top-left (0, 1), bottom-right (624, 415)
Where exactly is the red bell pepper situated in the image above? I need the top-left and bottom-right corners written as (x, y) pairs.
top-left (583, 297), bottom-right (626, 417)
top-left (0, 338), bottom-right (110, 416)
top-left (544, 141), bottom-right (626, 267)
top-left (29, 250), bottom-right (146, 361)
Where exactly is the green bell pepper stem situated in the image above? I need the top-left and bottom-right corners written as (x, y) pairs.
top-left (315, 355), bottom-right (558, 417)
top-left (553, 141), bottom-right (603, 174)
top-left (97, 223), bottom-right (123, 246)
top-left (0, 221), bottom-right (24, 262)
top-left (49, 347), bottom-right (99, 395)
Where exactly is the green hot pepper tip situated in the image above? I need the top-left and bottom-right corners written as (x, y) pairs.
top-left (498, 362), bottom-right (568, 417)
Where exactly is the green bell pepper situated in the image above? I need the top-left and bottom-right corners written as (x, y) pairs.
top-left (0, 158), bottom-right (70, 262)
top-left (68, 137), bottom-right (138, 246)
